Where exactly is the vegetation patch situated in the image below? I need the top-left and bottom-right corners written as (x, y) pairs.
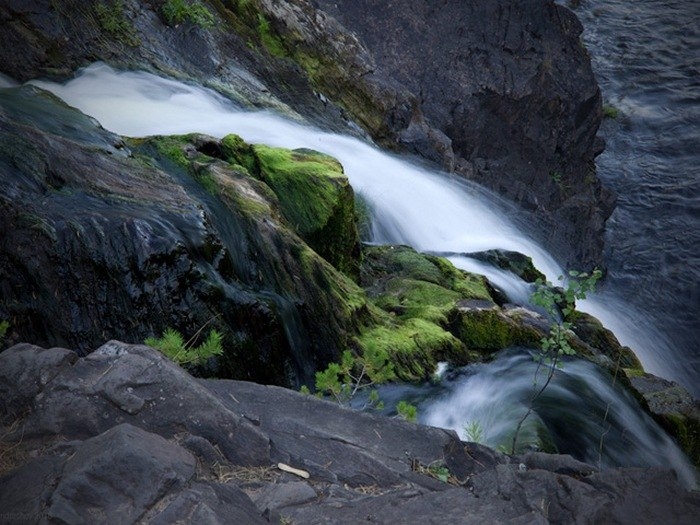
top-left (254, 145), bottom-right (360, 278)
top-left (94, 0), bottom-right (140, 46)
top-left (162, 0), bottom-right (215, 28)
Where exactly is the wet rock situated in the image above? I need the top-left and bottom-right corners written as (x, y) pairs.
top-left (627, 373), bottom-right (700, 468)
top-left (1, 340), bottom-right (271, 466)
top-left (0, 86), bottom-right (368, 387)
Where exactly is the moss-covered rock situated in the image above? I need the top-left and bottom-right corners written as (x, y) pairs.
top-left (357, 318), bottom-right (463, 382)
top-left (358, 244), bottom-right (544, 375)
top-left (254, 145), bottom-right (361, 279)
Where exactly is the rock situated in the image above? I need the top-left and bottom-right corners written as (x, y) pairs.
top-left (46, 424), bottom-right (196, 524)
top-left (1, 341), bottom-right (271, 466)
top-left (148, 482), bottom-right (267, 525)
top-left (311, 0), bottom-right (614, 268)
top-left (0, 86), bottom-right (369, 387)
top-left (0, 343), bottom-right (77, 424)
top-left (627, 373), bottom-right (700, 468)
top-left (0, 342), bottom-right (698, 523)
top-left (1, 0), bottom-right (613, 268)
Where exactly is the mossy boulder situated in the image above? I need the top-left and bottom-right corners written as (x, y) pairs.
top-left (450, 300), bottom-right (542, 356)
top-left (253, 145), bottom-right (361, 279)
top-left (358, 244), bottom-right (546, 377)
top-left (358, 318), bottom-right (463, 382)
top-left (570, 312), bottom-right (643, 371)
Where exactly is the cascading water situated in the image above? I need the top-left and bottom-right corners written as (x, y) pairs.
top-left (23, 62), bottom-right (697, 487)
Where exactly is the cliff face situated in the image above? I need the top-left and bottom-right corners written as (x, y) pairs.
top-left (312, 0), bottom-right (616, 268)
top-left (0, 0), bottom-right (613, 268)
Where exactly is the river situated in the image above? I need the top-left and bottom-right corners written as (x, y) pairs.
top-left (571, 0), bottom-right (700, 396)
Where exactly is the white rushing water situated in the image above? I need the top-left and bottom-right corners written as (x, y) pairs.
top-left (26, 63), bottom-right (697, 486)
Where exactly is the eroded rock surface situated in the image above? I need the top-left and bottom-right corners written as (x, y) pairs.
top-left (1, 342), bottom-right (698, 524)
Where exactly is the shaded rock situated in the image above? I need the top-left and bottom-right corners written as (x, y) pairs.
top-left (468, 249), bottom-right (546, 283)
top-left (312, 0), bottom-right (614, 268)
top-left (3, 340), bottom-right (271, 466)
top-left (255, 480), bottom-right (317, 513)
top-left (148, 482), bottom-right (267, 525)
top-left (203, 378), bottom-right (461, 487)
top-left (627, 373), bottom-right (700, 468)
top-left (0, 342), bottom-right (699, 523)
top-left (46, 424), bottom-right (196, 524)
top-left (0, 86), bottom-right (369, 387)
top-left (0, 343), bottom-right (77, 424)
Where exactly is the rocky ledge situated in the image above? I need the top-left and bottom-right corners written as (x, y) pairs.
top-left (1, 341), bottom-right (699, 524)
top-left (0, 0), bottom-right (613, 267)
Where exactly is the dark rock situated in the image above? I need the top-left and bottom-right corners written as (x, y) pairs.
top-left (627, 373), bottom-right (700, 468)
top-left (0, 343), bottom-right (698, 523)
top-left (0, 86), bottom-right (367, 387)
top-left (0, 343), bottom-right (77, 424)
top-left (46, 423), bottom-right (196, 524)
top-left (467, 249), bottom-right (546, 283)
top-left (148, 482), bottom-right (267, 525)
top-left (3, 340), bottom-right (271, 466)
top-left (312, 0), bottom-right (614, 268)
top-left (0, 0), bottom-right (612, 269)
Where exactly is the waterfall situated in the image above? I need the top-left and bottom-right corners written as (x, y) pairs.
top-left (24, 62), bottom-right (697, 487)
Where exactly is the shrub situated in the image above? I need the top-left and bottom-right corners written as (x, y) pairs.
top-left (145, 327), bottom-right (223, 366)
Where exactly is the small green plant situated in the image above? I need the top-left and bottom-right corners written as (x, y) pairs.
top-left (396, 400), bottom-right (418, 422)
top-left (94, 0), bottom-right (140, 46)
top-left (162, 0), bottom-right (215, 28)
top-left (463, 420), bottom-right (485, 444)
top-left (0, 320), bottom-right (9, 343)
top-left (549, 170), bottom-right (562, 185)
top-left (145, 326), bottom-right (223, 366)
top-left (603, 104), bottom-right (620, 119)
top-left (314, 346), bottom-right (396, 407)
top-left (511, 269), bottom-right (601, 453)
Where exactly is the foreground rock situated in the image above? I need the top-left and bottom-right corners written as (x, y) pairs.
top-left (1, 342), bottom-right (698, 523)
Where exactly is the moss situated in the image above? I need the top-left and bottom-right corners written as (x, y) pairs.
top-left (452, 303), bottom-right (540, 354)
top-left (660, 413), bottom-right (700, 468)
top-left (603, 104), bottom-right (620, 119)
top-left (254, 145), bottom-right (360, 278)
top-left (162, 0), bottom-right (215, 28)
top-left (571, 313), bottom-right (643, 369)
top-left (374, 278), bottom-right (461, 325)
top-left (94, 0), bottom-right (140, 47)
top-left (358, 318), bottom-right (463, 382)
top-left (221, 133), bottom-right (260, 175)
top-left (256, 13), bottom-right (286, 57)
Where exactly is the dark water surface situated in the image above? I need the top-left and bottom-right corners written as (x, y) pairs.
top-left (571, 0), bottom-right (699, 395)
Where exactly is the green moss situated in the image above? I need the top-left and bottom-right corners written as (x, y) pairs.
top-left (374, 278), bottom-right (461, 325)
top-left (221, 133), bottom-right (259, 175)
top-left (94, 0), bottom-right (140, 46)
top-left (162, 0), bottom-right (215, 28)
top-left (256, 13), bottom-right (286, 57)
top-left (255, 145), bottom-right (360, 278)
top-left (358, 318), bottom-right (463, 382)
top-left (454, 305), bottom-right (539, 353)
top-left (662, 413), bottom-right (700, 468)
top-left (145, 135), bottom-right (192, 168)
top-left (603, 104), bottom-right (620, 119)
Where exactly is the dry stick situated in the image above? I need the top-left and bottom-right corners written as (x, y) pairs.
top-left (184, 314), bottom-right (221, 348)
